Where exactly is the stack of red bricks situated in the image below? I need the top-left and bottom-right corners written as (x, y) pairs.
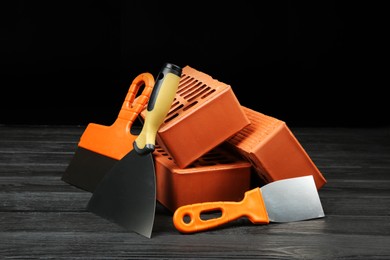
top-left (140, 65), bottom-right (327, 212)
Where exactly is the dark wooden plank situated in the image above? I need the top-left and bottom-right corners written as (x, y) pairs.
top-left (0, 140), bottom-right (78, 153)
top-left (0, 191), bottom-right (89, 212)
top-left (1, 212), bottom-right (389, 236)
top-left (0, 164), bottom-right (68, 177)
top-left (0, 204), bottom-right (175, 234)
top-left (1, 231), bottom-right (390, 259)
top-left (316, 167), bottom-right (390, 181)
top-left (0, 125), bottom-right (84, 141)
top-left (1, 190), bottom-right (388, 217)
top-left (0, 176), bottom-right (80, 192)
top-left (0, 152), bottom-right (73, 168)
top-left (1, 172), bottom-right (390, 215)
top-left (1, 179), bottom-right (389, 217)
top-left (2, 174), bottom-right (388, 193)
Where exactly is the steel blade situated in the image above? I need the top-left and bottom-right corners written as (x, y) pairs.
top-left (87, 150), bottom-right (156, 238)
top-left (261, 175), bottom-right (325, 222)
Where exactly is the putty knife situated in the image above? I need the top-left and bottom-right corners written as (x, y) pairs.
top-left (173, 175), bottom-right (325, 233)
top-left (87, 63), bottom-right (182, 238)
top-left (61, 73), bottom-right (154, 192)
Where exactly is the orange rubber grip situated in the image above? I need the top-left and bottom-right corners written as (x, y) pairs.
top-left (173, 187), bottom-right (270, 233)
top-left (117, 73), bottom-right (154, 123)
top-left (78, 72), bottom-right (154, 160)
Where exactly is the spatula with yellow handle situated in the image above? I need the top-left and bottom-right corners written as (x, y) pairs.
top-left (87, 63), bottom-right (182, 238)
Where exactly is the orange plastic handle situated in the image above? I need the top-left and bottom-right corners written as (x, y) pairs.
top-left (78, 73), bottom-right (154, 160)
top-left (173, 187), bottom-right (270, 233)
top-left (117, 72), bottom-right (154, 123)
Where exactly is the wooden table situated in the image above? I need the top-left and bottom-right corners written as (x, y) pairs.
top-left (1, 125), bottom-right (389, 259)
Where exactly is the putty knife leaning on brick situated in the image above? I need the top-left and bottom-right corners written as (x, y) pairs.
top-left (87, 63), bottom-right (182, 238)
top-left (173, 175), bottom-right (325, 233)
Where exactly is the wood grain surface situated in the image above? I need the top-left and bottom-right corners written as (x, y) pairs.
top-left (1, 125), bottom-right (389, 259)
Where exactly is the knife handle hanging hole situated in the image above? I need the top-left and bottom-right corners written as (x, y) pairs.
top-left (200, 209), bottom-right (222, 221)
top-left (183, 214), bottom-right (192, 224)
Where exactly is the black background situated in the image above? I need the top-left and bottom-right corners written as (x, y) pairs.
top-left (1, 1), bottom-right (387, 127)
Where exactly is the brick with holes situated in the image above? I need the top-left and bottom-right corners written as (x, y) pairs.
top-left (140, 65), bottom-right (250, 168)
top-left (153, 144), bottom-right (252, 212)
top-left (225, 106), bottom-right (327, 190)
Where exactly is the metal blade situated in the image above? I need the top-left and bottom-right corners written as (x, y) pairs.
top-left (62, 147), bottom-right (118, 192)
top-left (261, 175), bottom-right (325, 222)
top-left (87, 150), bottom-right (156, 238)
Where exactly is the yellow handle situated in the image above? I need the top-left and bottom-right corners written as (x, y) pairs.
top-left (173, 188), bottom-right (270, 233)
top-left (133, 63), bottom-right (182, 155)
